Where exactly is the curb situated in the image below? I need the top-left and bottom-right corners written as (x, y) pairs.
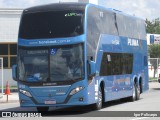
top-left (149, 80), bottom-right (158, 82)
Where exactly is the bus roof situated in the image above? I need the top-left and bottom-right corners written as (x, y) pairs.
top-left (23, 3), bottom-right (87, 14)
top-left (86, 4), bottom-right (144, 21)
top-left (23, 3), bottom-right (144, 21)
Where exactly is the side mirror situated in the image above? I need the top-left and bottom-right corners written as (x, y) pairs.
top-left (87, 60), bottom-right (96, 79)
top-left (12, 65), bottom-right (17, 81)
top-left (89, 61), bottom-right (96, 75)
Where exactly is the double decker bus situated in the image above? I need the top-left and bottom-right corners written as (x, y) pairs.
top-left (12, 3), bottom-right (148, 111)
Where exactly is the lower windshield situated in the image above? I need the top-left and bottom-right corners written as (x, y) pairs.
top-left (18, 43), bottom-right (84, 83)
top-left (50, 44), bottom-right (84, 81)
top-left (18, 48), bottom-right (49, 82)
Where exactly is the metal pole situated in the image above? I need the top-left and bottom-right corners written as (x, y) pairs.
top-left (7, 95), bottom-right (8, 102)
top-left (157, 58), bottom-right (158, 81)
top-left (2, 58), bottom-right (3, 94)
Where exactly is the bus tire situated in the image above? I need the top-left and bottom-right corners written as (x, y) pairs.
top-left (92, 87), bottom-right (103, 110)
top-left (129, 83), bottom-right (136, 102)
top-left (136, 84), bottom-right (140, 100)
top-left (37, 107), bottom-right (49, 112)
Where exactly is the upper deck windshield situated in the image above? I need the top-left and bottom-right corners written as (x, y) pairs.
top-left (19, 10), bottom-right (84, 39)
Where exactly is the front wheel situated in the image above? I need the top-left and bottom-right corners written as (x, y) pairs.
top-left (92, 87), bottom-right (103, 110)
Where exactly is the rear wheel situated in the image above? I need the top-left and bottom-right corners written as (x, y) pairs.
top-left (136, 84), bottom-right (140, 100)
top-left (129, 83), bottom-right (136, 102)
top-left (37, 107), bottom-right (49, 112)
top-left (92, 87), bottom-right (103, 110)
top-left (129, 83), bottom-right (140, 101)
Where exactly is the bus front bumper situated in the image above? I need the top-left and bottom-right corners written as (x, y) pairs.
top-left (18, 88), bottom-right (90, 107)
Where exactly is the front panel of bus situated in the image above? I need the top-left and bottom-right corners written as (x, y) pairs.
top-left (16, 8), bottom-right (91, 107)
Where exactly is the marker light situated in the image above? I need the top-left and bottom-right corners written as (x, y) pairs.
top-left (19, 89), bottom-right (32, 97)
top-left (69, 86), bottom-right (83, 95)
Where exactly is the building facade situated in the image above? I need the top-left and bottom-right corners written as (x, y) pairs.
top-left (147, 33), bottom-right (160, 79)
top-left (147, 33), bottom-right (160, 45)
top-left (0, 9), bottom-right (22, 86)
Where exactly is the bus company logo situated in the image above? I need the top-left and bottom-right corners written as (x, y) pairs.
top-left (39, 40), bottom-right (57, 44)
top-left (65, 12), bottom-right (82, 17)
top-left (38, 39), bottom-right (71, 45)
top-left (128, 38), bottom-right (139, 46)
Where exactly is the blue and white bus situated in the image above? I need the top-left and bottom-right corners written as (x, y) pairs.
top-left (12, 3), bottom-right (148, 111)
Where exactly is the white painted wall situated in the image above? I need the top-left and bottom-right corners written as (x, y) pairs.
top-left (0, 69), bottom-right (17, 87)
top-left (0, 9), bottom-right (22, 43)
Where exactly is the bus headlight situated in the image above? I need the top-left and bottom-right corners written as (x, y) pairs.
top-left (19, 89), bottom-right (32, 97)
top-left (69, 86), bottom-right (83, 96)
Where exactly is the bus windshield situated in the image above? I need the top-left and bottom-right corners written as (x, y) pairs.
top-left (18, 43), bottom-right (84, 83)
top-left (19, 10), bottom-right (84, 39)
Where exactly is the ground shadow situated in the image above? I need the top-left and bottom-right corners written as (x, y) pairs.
top-left (0, 98), bottom-right (143, 117)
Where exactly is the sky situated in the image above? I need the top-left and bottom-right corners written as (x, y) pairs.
top-left (99, 0), bottom-right (160, 20)
top-left (0, 0), bottom-right (159, 20)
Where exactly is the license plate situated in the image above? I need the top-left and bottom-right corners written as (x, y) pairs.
top-left (44, 100), bottom-right (56, 104)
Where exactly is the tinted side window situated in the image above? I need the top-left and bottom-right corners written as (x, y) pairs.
top-left (87, 7), bottom-right (118, 61)
top-left (123, 53), bottom-right (133, 74)
top-left (116, 13), bottom-right (146, 40)
top-left (87, 7), bottom-right (100, 61)
top-left (100, 52), bottom-right (133, 76)
top-left (100, 10), bottom-right (118, 35)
